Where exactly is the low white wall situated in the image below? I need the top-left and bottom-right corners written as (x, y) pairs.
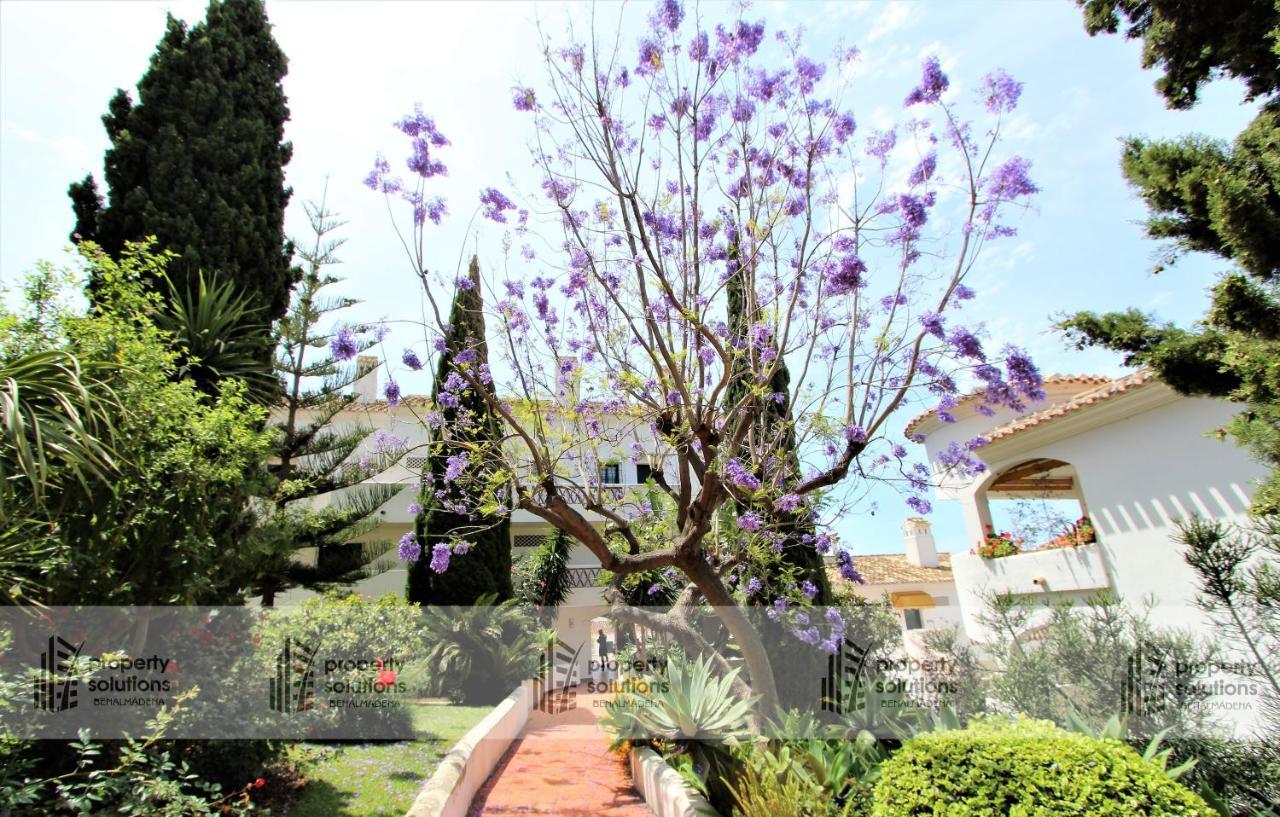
top-left (629, 745), bottom-right (721, 817)
top-left (406, 682), bottom-right (533, 817)
top-left (952, 544), bottom-right (1111, 641)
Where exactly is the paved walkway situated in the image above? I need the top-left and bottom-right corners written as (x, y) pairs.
top-left (465, 685), bottom-right (649, 816)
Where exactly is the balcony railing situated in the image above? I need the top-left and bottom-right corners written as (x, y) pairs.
top-left (566, 567), bottom-right (601, 588)
top-left (533, 484), bottom-right (631, 506)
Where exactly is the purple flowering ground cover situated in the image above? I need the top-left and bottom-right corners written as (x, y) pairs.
top-left (280, 704), bottom-right (489, 817)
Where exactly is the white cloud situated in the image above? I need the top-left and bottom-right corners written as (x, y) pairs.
top-left (867, 1), bottom-right (914, 43)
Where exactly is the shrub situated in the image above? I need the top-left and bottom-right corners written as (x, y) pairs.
top-left (871, 716), bottom-right (1217, 817)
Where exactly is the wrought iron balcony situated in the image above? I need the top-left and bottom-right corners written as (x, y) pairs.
top-left (566, 566), bottom-right (602, 588)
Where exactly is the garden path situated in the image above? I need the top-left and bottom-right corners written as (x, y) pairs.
top-left (465, 685), bottom-right (650, 816)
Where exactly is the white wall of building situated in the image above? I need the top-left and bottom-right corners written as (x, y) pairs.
top-left (923, 390), bottom-right (1266, 643)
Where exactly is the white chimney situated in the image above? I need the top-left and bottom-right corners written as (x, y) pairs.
top-left (904, 516), bottom-right (939, 568)
top-left (354, 355), bottom-right (379, 403)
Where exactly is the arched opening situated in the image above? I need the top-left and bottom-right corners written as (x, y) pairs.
top-left (975, 458), bottom-right (1096, 555)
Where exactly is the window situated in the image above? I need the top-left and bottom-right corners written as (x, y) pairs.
top-left (903, 609), bottom-right (924, 631)
top-left (600, 463), bottom-right (620, 484)
top-left (635, 463), bottom-right (652, 484)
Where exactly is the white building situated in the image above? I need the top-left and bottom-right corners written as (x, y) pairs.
top-left (907, 370), bottom-right (1267, 644)
top-left (829, 517), bottom-right (962, 654)
top-left (269, 357), bottom-right (663, 651)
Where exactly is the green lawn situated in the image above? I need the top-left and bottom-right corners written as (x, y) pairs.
top-left (279, 703), bottom-right (491, 817)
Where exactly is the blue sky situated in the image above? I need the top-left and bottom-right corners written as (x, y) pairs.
top-left (0, 1), bottom-right (1261, 556)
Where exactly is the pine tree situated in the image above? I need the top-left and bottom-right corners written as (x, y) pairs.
top-left (407, 257), bottom-right (513, 605)
top-left (68, 0), bottom-right (296, 347)
top-left (254, 194), bottom-right (401, 605)
top-left (1062, 1), bottom-right (1280, 514)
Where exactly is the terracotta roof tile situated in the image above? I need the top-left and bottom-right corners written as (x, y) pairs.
top-left (983, 369), bottom-right (1156, 443)
top-left (829, 552), bottom-right (953, 585)
top-left (903, 374), bottom-right (1112, 437)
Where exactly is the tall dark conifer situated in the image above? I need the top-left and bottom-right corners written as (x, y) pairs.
top-left (1062, 0), bottom-right (1280, 514)
top-left (68, 0), bottom-right (296, 343)
top-left (407, 257), bottom-right (513, 604)
top-left (724, 236), bottom-right (832, 604)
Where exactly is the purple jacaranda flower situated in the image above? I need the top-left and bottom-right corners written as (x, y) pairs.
top-left (444, 453), bottom-right (468, 483)
top-left (407, 502), bottom-right (424, 516)
top-left (985, 156), bottom-right (1038, 201)
top-left (455, 275), bottom-right (475, 291)
top-left (732, 97), bottom-right (756, 123)
top-left (512, 86), bottom-right (537, 111)
top-left (560, 45), bottom-right (585, 73)
top-left (330, 328), bottom-right (358, 361)
top-left (688, 30), bottom-right (709, 61)
top-left (920, 312), bottom-right (945, 339)
top-left (384, 380), bottom-right (402, 406)
top-left (638, 38), bottom-right (663, 73)
top-left (398, 532), bottom-right (422, 562)
top-left (654, 0), bottom-right (683, 31)
top-left (1004, 344), bottom-right (1046, 401)
top-left (479, 187), bottom-right (517, 222)
top-left (909, 153), bottom-right (937, 186)
top-left (845, 425), bottom-right (867, 444)
top-left (776, 493), bottom-right (803, 512)
top-left (955, 284), bottom-right (976, 300)
top-left (937, 439), bottom-right (988, 477)
top-left (833, 112), bottom-right (856, 143)
top-left (738, 511), bottom-right (763, 532)
top-left (825, 607), bottom-right (844, 627)
top-left (836, 550), bottom-right (865, 584)
top-left (726, 458), bottom-right (762, 491)
top-left (801, 580), bottom-right (818, 599)
top-left (865, 128), bottom-right (896, 164)
top-left (746, 577), bottom-right (763, 596)
top-left (454, 541), bottom-right (470, 555)
top-left (795, 56), bottom-right (825, 94)
top-left (429, 542), bottom-right (451, 573)
top-left (948, 328), bottom-right (985, 360)
top-left (397, 104), bottom-right (450, 145)
top-left (828, 253), bottom-right (866, 295)
top-left (403, 349), bottom-right (423, 370)
top-left (906, 495), bottom-right (932, 515)
top-left (793, 626), bottom-right (820, 645)
top-left (905, 56), bottom-right (949, 106)
top-left (981, 69), bottom-right (1023, 114)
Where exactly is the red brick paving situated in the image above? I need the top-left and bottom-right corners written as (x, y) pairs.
top-left (465, 685), bottom-right (649, 816)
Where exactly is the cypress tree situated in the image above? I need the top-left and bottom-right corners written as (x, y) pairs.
top-left (407, 257), bottom-right (513, 604)
top-left (68, 0), bottom-right (296, 344)
top-left (724, 234), bottom-right (832, 604)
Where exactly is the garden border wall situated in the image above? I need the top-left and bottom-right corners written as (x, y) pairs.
top-left (629, 744), bottom-right (721, 817)
top-left (405, 681), bottom-right (533, 817)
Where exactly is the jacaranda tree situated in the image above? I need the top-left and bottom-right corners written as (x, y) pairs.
top-left (366, 2), bottom-right (1044, 715)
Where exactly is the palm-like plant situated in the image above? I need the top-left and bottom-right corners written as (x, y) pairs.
top-left (154, 270), bottom-right (277, 403)
top-left (0, 350), bottom-right (118, 601)
top-left (420, 594), bottom-right (539, 704)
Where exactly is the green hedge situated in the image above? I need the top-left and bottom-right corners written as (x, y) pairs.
top-left (872, 716), bottom-right (1216, 817)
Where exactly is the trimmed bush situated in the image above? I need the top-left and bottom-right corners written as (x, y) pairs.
top-left (872, 716), bottom-right (1217, 817)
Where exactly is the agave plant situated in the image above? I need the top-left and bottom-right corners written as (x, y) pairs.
top-left (419, 594), bottom-right (539, 705)
top-left (621, 654), bottom-right (755, 742)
